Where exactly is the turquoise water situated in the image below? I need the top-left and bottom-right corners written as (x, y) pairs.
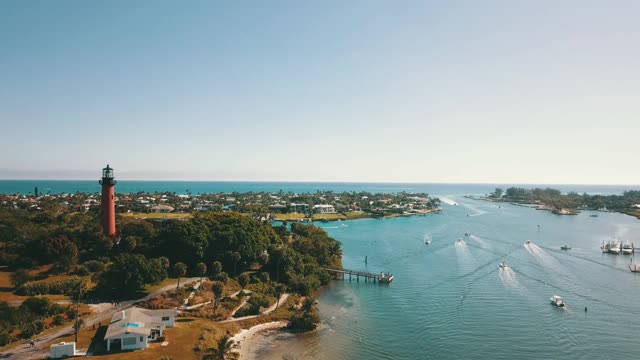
top-left (251, 196), bottom-right (640, 359)
top-left (1, 180), bottom-right (639, 195)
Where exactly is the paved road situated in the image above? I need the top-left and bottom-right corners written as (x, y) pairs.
top-left (0, 278), bottom-right (200, 360)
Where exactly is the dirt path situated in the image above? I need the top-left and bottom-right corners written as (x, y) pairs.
top-left (220, 293), bottom-right (289, 323)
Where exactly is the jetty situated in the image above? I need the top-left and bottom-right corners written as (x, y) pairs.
top-left (323, 268), bottom-right (394, 284)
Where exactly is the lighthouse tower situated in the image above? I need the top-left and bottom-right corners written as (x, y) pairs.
top-left (99, 165), bottom-right (117, 237)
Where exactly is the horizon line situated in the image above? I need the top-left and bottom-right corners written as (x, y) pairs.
top-left (1, 179), bottom-right (639, 187)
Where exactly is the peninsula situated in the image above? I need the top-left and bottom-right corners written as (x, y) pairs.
top-left (468, 187), bottom-right (640, 219)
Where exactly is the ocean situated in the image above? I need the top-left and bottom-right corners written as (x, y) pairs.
top-left (1, 180), bottom-right (639, 196)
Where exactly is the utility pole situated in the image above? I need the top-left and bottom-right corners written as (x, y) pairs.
top-left (74, 287), bottom-right (83, 344)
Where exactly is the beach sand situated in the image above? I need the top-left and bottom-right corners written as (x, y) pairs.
top-left (231, 321), bottom-right (288, 359)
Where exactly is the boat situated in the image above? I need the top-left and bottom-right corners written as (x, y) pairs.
top-left (629, 263), bottom-right (640, 273)
top-left (525, 240), bottom-right (532, 245)
top-left (499, 262), bottom-right (507, 269)
top-left (456, 238), bottom-right (465, 244)
top-left (464, 232), bottom-right (471, 237)
top-left (320, 218), bottom-right (329, 223)
top-left (378, 272), bottom-right (394, 283)
top-left (609, 239), bottom-right (621, 254)
top-left (339, 224), bottom-right (348, 228)
top-left (425, 240), bottom-right (431, 245)
top-left (560, 244), bottom-right (571, 250)
top-left (550, 295), bottom-right (565, 307)
top-left (622, 241), bottom-right (633, 255)
top-left (589, 214), bottom-right (598, 217)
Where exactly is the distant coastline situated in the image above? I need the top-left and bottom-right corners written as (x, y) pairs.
top-left (466, 186), bottom-right (640, 220)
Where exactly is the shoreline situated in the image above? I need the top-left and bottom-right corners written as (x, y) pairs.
top-left (271, 208), bottom-right (440, 223)
top-left (231, 321), bottom-right (288, 359)
top-left (466, 196), bottom-right (580, 215)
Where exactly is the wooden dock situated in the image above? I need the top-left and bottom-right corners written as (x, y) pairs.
top-left (323, 268), bottom-right (393, 284)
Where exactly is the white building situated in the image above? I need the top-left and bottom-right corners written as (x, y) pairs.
top-left (313, 204), bottom-right (336, 214)
top-left (104, 307), bottom-right (177, 352)
top-left (50, 342), bottom-right (76, 359)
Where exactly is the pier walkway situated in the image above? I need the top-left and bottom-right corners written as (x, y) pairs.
top-left (323, 268), bottom-right (392, 284)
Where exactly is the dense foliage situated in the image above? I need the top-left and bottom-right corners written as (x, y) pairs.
top-left (0, 208), bottom-right (342, 298)
top-left (491, 187), bottom-right (640, 212)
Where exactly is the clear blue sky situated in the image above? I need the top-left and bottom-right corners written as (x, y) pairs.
top-left (1, 1), bottom-right (639, 184)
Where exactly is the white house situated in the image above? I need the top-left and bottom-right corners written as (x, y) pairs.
top-left (313, 204), bottom-right (336, 214)
top-left (104, 307), bottom-right (177, 352)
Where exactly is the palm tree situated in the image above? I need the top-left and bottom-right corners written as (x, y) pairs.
top-left (301, 297), bottom-right (317, 313)
top-left (275, 283), bottom-right (287, 309)
top-left (173, 262), bottom-right (187, 290)
top-left (204, 335), bottom-right (238, 360)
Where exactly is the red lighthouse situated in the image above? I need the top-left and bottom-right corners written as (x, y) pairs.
top-left (99, 164), bottom-right (117, 237)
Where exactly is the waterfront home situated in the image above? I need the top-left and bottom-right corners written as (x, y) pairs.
top-left (150, 204), bottom-right (174, 213)
top-left (104, 307), bottom-right (176, 352)
top-left (313, 204), bottom-right (336, 214)
top-left (290, 203), bottom-right (310, 213)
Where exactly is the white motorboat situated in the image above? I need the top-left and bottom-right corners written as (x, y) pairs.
top-left (464, 232), bottom-right (471, 237)
top-left (525, 240), bottom-right (532, 245)
top-left (622, 242), bottom-right (633, 255)
top-left (550, 295), bottom-right (565, 307)
top-left (499, 262), bottom-right (507, 269)
top-left (609, 239), bottom-right (621, 254)
top-left (379, 272), bottom-right (394, 283)
top-left (456, 238), bottom-right (465, 244)
top-left (560, 244), bottom-right (571, 250)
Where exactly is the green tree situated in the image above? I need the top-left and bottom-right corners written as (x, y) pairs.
top-left (10, 268), bottom-right (31, 288)
top-left (196, 262), bottom-right (207, 283)
top-left (173, 262), bottom-right (188, 290)
top-left (259, 272), bottom-right (270, 292)
top-left (158, 256), bottom-right (170, 270)
top-left (211, 281), bottom-right (224, 317)
top-left (211, 261), bottom-right (223, 280)
top-left (157, 221), bottom-right (209, 268)
top-left (230, 252), bottom-right (241, 276)
top-left (58, 241), bottom-right (79, 273)
top-left (238, 273), bottom-right (250, 292)
top-left (97, 253), bottom-right (161, 296)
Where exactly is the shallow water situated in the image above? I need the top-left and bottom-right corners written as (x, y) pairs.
top-left (252, 197), bottom-right (640, 360)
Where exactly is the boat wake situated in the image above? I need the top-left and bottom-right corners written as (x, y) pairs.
top-left (468, 234), bottom-right (489, 247)
top-left (439, 197), bottom-right (458, 206)
top-left (498, 267), bottom-right (526, 293)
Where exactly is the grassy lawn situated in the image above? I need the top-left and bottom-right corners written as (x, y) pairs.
top-left (120, 212), bottom-right (193, 220)
top-left (143, 277), bottom-right (180, 293)
top-left (312, 213), bottom-right (346, 221)
top-left (272, 213), bottom-right (305, 220)
top-left (343, 211), bottom-right (370, 219)
top-left (0, 265), bottom-right (90, 302)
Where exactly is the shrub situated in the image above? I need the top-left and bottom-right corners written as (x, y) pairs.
top-left (83, 260), bottom-right (106, 272)
top-left (75, 266), bottom-right (90, 276)
top-left (20, 320), bottom-right (45, 338)
top-left (52, 314), bottom-right (65, 326)
top-left (0, 330), bottom-right (12, 346)
top-left (17, 276), bottom-right (86, 296)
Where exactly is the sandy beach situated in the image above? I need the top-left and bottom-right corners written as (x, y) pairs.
top-left (231, 321), bottom-right (288, 359)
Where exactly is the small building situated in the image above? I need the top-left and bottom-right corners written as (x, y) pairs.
top-left (104, 307), bottom-right (177, 352)
top-left (289, 203), bottom-right (309, 213)
top-left (50, 341), bottom-right (76, 359)
top-left (150, 204), bottom-right (175, 213)
top-left (313, 204), bottom-right (336, 214)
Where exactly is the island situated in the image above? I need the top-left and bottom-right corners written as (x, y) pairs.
top-left (468, 187), bottom-right (640, 219)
